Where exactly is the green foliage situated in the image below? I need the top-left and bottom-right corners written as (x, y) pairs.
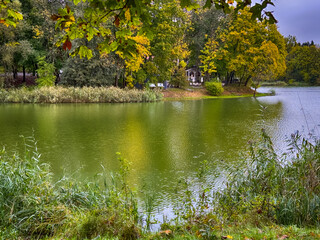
top-left (200, 38), bottom-right (218, 78)
top-left (186, 7), bottom-right (225, 70)
top-left (135, 69), bottom-right (147, 84)
top-left (285, 45), bottom-right (320, 85)
top-left (0, 86), bottom-right (163, 103)
top-left (51, 0), bottom-right (276, 61)
top-left (0, 76), bottom-right (4, 88)
top-left (200, 8), bottom-right (286, 86)
top-left (61, 54), bottom-right (121, 87)
top-left (36, 57), bottom-right (55, 87)
top-left (0, 0), bottom-right (23, 28)
top-left (204, 82), bottom-right (224, 96)
top-left (147, 0), bottom-right (189, 82)
top-left (170, 67), bottom-right (189, 88)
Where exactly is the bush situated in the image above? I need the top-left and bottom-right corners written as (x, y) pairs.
top-left (61, 55), bottom-right (121, 87)
top-left (205, 82), bottom-right (224, 96)
top-left (170, 67), bottom-right (189, 88)
top-left (36, 57), bottom-right (56, 87)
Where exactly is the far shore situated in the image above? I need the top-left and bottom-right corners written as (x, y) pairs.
top-left (162, 85), bottom-right (271, 100)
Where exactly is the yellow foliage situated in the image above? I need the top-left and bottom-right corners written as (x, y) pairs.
top-left (200, 38), bottom-right (218, 75)
top-left (123, 35), bottom-right (150, 72)
top-left (172, 42), bottom-right (190, 60)
top-left (125, 8), bottom-right (131, 22)
top-left (5, 41), bottom-right (19, 47)
top-left (33, 26), bottom-right (44, 38)
top-left (125, 75), bottom-right (134, 88)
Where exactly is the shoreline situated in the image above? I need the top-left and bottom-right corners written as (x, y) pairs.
top-left (162, 85), bottom-right (272, 101)
top-left (0, 85), bottom-right (272, 104)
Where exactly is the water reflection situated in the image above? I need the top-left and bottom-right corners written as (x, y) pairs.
top-left (0, 98), bottom-right (283, 189)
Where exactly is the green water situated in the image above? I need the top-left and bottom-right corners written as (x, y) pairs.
top-left (0, 87), bottom-right (320, 207)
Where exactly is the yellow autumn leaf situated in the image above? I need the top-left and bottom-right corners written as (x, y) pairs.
top-left (125, 8), bottom-right (131, 21)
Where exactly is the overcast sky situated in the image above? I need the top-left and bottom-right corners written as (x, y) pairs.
top-left (254, 0), bottom-right (320, 44)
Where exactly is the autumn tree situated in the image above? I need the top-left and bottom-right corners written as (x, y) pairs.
top-left (0, 0), bottom-right (66, 85)
top-left (200, 7), bottom-right (286, 86)
top-left (147, 0), bottom-right (189, 83)
top-left (186, 6), bottom-right (225, 82)
top-left (51, 0), bottom-right (277, 61)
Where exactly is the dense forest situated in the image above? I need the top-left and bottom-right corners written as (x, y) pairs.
top-left (0, 0), bottom-right (319, 90)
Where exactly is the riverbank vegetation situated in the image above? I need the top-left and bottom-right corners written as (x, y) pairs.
top-left (1, 131), bottom-right (319, 239)
top-left (0, 86), bottom-right (163, 103)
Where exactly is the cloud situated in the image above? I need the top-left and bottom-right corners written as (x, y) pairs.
top-left (253, 0), bottom-right (320, 44)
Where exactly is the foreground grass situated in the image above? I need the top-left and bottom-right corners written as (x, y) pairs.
top-left (1, 131), bottom-right (319, 239)
top-left (0, 86), bottom-right (163, 103)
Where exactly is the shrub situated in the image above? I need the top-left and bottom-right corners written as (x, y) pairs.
top-left (60, 55), bottom-right (121, 87)
top-left (170, 67), bottom-right (189, 88)
top-left (36, 57), bottom-right (56, 87)
top-left (205, 82), bottom-right (224, 96)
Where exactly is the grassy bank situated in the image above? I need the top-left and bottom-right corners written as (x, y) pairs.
top-left (1, 132), bottom-right (319, 239)
top-left (0, 86), bottom-right (163, 103)
top-left (163, 85), bottom-right (272, 101)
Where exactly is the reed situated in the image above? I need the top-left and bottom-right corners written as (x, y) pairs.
top-left (0, 131), bottom-right (319, 239)
top-left (217, 130), bottom-right (320, 227)
top-left (0, 86), bottom-right (163, 103)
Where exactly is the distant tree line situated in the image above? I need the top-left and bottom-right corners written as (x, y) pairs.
top-left (0, 0), bottom-right (319, 89)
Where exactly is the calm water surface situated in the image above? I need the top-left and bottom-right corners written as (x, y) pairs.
top-left (0, 87), bottom-right (319, 211)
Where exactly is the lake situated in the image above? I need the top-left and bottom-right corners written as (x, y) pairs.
top-left (0, 87), bottom-right (320, 215)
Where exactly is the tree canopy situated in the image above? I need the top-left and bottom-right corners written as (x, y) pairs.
top-left (1, 0), bottom-right (320, 89)
top-left (200, 7), bottom-right (286, 85)
top-left (49, 0), bottom-right (276, 60)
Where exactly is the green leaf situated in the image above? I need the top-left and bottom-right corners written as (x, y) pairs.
top-left (110, 41), bottom-right (118, 51)
top-left (78, 46), bottom-right (93, 59)
top-left (73, 0), bottom-right (81, 5)
top-left (87, 26), bottom-right (99, 41)
top-left (5, 19), bottom-right (16, 27)
top-left (203, 0), bottom-right (212, 9)
top-left (180, 0), bottom-right (192, 8)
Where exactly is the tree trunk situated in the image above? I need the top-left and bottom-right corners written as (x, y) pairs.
top-left (230, 71), bottom-right (235, 83)
top-left (115, 74), bottom-right (119, 87)
top-left (23, 66), bottom-right (26, 82)
top-left (33, 64), bottom-right (37, 76)
top-left (224, 72), bottom-right (229, 85)
top-left (253, 80), bottom-right (260, 98)
top-left (13, 67), bottom-right (17, 79)
top-left (245, 75), bottom-right (252, 86)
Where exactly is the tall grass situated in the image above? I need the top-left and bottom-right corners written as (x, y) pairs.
top-left (0, 138), bottom-right (142, 239)
top-left (0, 86), bottom-right (163, 103)
top-left (0, 131), bottom-right (319, 239)
top-left (217, 130), bottom-right (320, 227)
